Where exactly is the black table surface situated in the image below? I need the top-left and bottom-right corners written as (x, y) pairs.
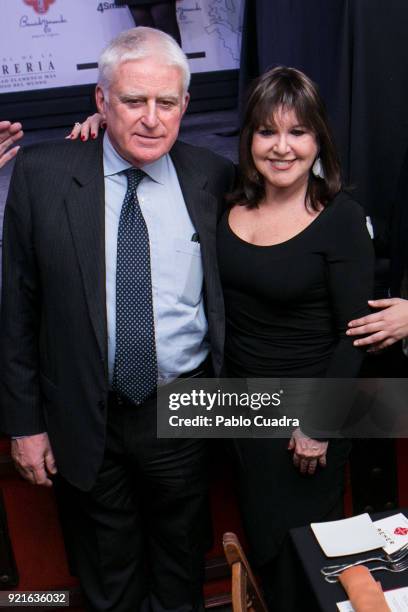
top-left (290, 509), bottom-right (408, 612)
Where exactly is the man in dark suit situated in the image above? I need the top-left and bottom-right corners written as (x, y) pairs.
top-left (0, 27), bottom-right (234, 612)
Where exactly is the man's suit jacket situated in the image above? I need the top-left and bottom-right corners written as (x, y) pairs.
top-left (0, 136), bottom-right (235, 491)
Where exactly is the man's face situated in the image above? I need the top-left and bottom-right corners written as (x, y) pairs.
top-left (96, 57), bottom-right (189, 166)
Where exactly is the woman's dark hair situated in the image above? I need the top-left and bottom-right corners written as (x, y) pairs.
top-left (228, 66), bottom-right (342, 210)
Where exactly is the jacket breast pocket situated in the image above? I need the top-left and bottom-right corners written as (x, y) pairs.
top-left (174, 238), bottom-right (204, 307)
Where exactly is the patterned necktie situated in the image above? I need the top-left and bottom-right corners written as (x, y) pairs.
top-left (112, 168), bottom-right (157, 404)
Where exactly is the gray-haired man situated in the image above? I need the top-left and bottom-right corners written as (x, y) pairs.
top-left (0, 27), bottom-right (234, 611)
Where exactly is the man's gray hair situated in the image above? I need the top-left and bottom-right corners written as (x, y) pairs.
top-left (98, 27), bottom-right (191, 95)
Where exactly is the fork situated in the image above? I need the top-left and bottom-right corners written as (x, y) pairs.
top-left (324, 557), bottom-right (408, 583)
top-left (321, 543), bottom-right (408, 576)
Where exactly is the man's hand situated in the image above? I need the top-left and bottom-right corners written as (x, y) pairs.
top-left (288, 427), bottom-right (328, 475)
top-left (0, 121), bottom-right (23, 168)
top-left (347, 298), bottom-right (408, 351)
top-left (11, 433), bottom-right (57, 487)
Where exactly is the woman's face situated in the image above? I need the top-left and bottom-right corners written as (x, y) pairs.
top-left (251, 106), bottom-right (318, 193)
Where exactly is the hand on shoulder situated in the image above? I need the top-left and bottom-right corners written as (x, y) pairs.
top-left (66, 114), bottom-right (105, 141)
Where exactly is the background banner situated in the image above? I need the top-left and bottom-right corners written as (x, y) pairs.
top-left (0, 0), bottom-right (243, 94)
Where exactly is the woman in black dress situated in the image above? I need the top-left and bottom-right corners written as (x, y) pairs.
top-left (116, 0), bottom-right (181, 46)
top-left (217, 66), bottom-right (374, 611)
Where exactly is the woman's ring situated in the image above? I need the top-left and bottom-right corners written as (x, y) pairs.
top-left (312, 446), bottom-right (319, 450)
top-left (74, 122), bottom-right (81, 128)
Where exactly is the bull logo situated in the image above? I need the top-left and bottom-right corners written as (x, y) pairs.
top-left (394, 527), bottom-right (408, 536)
top-left (24, 0), bottom-right (56, 14)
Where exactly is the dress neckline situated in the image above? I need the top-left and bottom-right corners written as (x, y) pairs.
top-left (226, 202), bottom-right (331, 249)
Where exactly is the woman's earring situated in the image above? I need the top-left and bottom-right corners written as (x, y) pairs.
top-left (312, 157), bottom-right (324, 179)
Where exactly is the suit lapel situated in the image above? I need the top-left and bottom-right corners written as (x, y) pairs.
top-left (64, 138), bottom-right (107, 365)
top-left (170, 141), bottom-right (226, 375)
top-left (170, 141), bottom-right (217, 250)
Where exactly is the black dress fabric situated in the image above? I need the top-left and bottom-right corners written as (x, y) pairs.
top-left (219, 193), bottom-right (374, 380)
top-left (217, 192), bottom-right (374, 567)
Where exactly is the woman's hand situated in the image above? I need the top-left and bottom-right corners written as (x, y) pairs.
top-left (288, 427), bottom-right (328, 475)
top-left (347, 298), bottom-right (408, 351)
top-left (0, 121), bottom-right (23, 168)
top-left (66, 113), bottom-right (105, 141)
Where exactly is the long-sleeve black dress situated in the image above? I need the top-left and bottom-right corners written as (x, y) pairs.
top-left (217, 192), bottom-right (374, 607)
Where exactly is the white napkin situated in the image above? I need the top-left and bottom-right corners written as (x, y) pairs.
top-left (311, 513), bottom-right (384, 557)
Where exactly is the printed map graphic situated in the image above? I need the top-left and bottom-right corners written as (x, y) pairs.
top-left (177, 0), bottom-right (243, 72)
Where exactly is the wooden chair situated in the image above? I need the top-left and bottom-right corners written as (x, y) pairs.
top-left (222, 532), bottom-right (268, 612)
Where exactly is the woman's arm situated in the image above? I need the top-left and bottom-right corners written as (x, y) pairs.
top-left (306, 198), bottom-right (374, 436)
top-left (324, 198), bottom-right (375, 376)
top-left (290, 198), bottom-right (375, 470)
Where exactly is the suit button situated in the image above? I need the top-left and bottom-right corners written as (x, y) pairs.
top-left (98, 400), bottom-right (105, 411)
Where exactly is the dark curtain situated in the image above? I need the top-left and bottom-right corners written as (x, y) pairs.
top-left (239, 0), bottom-right (408, 237)
top-left (390, 147), bottom-right (408, 294)
top-left (239, 0), bottom-right (346, 145)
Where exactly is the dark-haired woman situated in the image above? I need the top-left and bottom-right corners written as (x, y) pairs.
top-left (218, 66), bottom-right (374, 610)
top-left (115, 0), bottom-right (181, 46)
